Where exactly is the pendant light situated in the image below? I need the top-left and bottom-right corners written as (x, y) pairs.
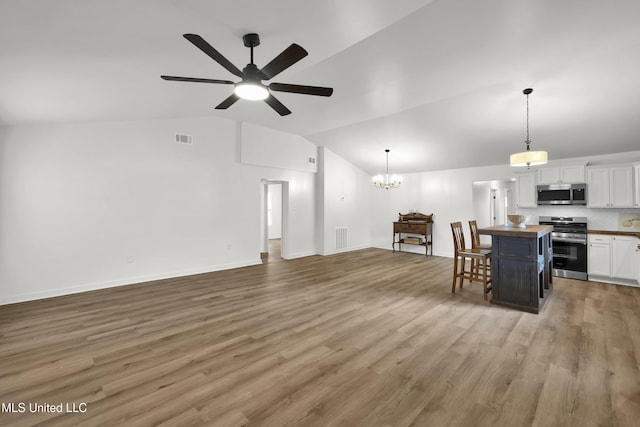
top-left (373, 149), bottom-right (402, 190)
top-left (510, 88), bottom-right (548, 168)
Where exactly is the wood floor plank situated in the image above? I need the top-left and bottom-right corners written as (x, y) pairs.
top-left (1, 248), bottom-right (640, 426)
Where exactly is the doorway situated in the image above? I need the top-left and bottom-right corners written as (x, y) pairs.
top-left (260, 180), bottom-right (289, 263)
top-left (472, 179), bottom-right (515, 228)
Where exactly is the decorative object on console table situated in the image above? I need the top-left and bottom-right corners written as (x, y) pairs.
top-left (393, 212), bottom-right (433, 256)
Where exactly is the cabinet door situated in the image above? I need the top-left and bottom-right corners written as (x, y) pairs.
top-left (588, 241), bottom-right (610, 277)
top-left (561, 165), bottom-right (585, 183)
top-left (586, 167), bottom-right (610, 207)
top-left (636, 238), bottom-right (640, 284)
top-left (609, 167), bottom-right (634, 208)
top-left (537, 168), bottom-right (561, 184)
top-left (611, 236), bottom-right (637, 280)
top-left (516, 173), bottom-right (536, 208)
top-left (635, 164), bottom-right (640, 208)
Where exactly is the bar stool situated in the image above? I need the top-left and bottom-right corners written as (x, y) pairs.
top-left (469, 220), bottom-right (492, 250)
top-left (450, 222), bottom-right (492, 300)
top-left (469, 220), bottom-right (492, 278)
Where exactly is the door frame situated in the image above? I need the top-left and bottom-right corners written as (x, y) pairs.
top-left (260, 179), bottom-right (289, 259)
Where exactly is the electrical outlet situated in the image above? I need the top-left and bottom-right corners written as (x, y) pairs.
top-left (126, 256), bottom-right (135, 264)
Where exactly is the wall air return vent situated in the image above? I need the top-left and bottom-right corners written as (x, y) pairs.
top-left (336, 227), bottom-right (348, 250)
top-left (175, 133), bottom-right (193, 145)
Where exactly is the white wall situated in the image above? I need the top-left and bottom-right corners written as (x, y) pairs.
top-left (371, 164), bottom-right (514, 257)
top-left (318, 147), bottom-right (373, 255)
top-left (0, 116), bottom-right (317, 304)
top-left (241, 122), bottom-right (318, 173)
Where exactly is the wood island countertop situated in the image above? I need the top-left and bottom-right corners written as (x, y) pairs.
top-left (478, 224), bottom-right (553, 238)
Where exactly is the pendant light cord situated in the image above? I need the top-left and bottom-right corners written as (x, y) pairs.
top-left (525, 90), bottom-right (531, 151)
top-left (386, 151), bottom-right (389, 174)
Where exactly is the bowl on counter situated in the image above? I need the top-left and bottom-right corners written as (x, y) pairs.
top-left (507, 214), bottom-right (530, 228)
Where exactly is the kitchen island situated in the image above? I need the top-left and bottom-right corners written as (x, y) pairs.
top-left (479, 224), bottom-right (553, 314)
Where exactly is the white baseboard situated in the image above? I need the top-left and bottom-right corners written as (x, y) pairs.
top-left (1, 258), bottom-right (262, 306)
top-left (321, 243), bottom-right (372, 256)
top-left (586, 275), bottom-right (639, 287)
top-left (370, 244), bottom-right (451, 258)
top-left (283, 250), bottom-right (318, 260)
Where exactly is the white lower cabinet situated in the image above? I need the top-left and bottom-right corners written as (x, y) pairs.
top-left (611, 236), bottom-right (638, 280)
top-left (588, 234), bottom-right (640, 285)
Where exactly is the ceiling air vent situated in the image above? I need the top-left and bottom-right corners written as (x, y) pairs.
top-left (174, 133), bottom-right (193, 145)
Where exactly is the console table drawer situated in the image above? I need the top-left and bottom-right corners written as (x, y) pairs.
top-left (395, 223), bottom-right (425, 233)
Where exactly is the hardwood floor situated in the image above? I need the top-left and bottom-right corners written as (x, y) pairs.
top-left (261, 239), bottom-right (282, 264)
top-left (1, 248), bottom-right (640, 426)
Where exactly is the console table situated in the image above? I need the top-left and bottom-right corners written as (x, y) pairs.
top-left (392, 212), bottom-right (433, 256)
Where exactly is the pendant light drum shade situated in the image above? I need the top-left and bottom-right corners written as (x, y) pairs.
top-left (510, 150), bottom-right (548, 167)
top-left (510, 88), bottom-right (548, 168)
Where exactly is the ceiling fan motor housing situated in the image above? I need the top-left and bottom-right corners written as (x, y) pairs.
top-left (242, 63), bottom-right (262, 83)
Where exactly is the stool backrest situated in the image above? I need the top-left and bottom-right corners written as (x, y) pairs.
top-left (450, 222), bottom-right (465, 255)
top-left (469, 220), bottom-right (481, 248)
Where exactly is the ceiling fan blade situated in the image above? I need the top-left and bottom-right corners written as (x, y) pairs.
top-left (183, 34), bottom-right (243, 78)
top-left (269, 82), bottom-right (333, 97)
top-left (264, 94), bottom-right (292, 116)
top-left (161, 75), bottom-right (234, 85)
top-left (259, 44), bottom-right (308, 80)
top-left (215, 93), bottom-right (240, 110)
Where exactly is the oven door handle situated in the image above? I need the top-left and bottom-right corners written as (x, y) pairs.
top-left (552, 238), bottom-right (587, 244)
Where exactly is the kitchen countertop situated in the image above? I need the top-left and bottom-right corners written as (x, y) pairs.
top-left (478, 224), bottom-right (553, 238)
top-left (588, 229), bottom-right (640, 238)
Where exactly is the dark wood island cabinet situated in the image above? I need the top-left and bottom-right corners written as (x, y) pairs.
top-left (479, 224), bottom-right (553, 314)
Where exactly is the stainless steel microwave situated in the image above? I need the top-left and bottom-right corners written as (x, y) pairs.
top-left (536, 183), bottom-right (587, 205)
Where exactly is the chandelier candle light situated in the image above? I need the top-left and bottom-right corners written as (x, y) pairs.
top-left (510, 88), bottom-right (548, 168)
top-left (373, 149), bottom-right (403, 190)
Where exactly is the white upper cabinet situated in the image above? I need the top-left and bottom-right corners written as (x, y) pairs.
top-left (537, 165), bottom-right (585, 185)
top-left (610, 167), bottom-right (634, 207)
top-left (587, 167), bottom-right (610, 207)
top-left (516, 173), bottom-right (536, 208)
top-left (586, 165), bottom-right (634, 208)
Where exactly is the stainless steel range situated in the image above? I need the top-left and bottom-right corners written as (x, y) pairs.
top-left (539, 216), bottom-right (588, 280)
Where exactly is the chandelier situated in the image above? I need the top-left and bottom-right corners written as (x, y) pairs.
top-left (510, 88), bottom-right (548, 168)
top-left (373, 149), bottom-right (402, 190)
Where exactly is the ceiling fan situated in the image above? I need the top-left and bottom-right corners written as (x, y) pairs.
top-left (161, 33), bottom-right (333, 116)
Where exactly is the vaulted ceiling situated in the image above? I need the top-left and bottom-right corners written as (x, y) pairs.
top-left (2, 0), bottom-right (639, 174)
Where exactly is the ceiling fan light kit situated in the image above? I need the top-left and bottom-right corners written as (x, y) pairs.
top-left (510, 88), bottom-right (548, 168)
top-left (161, 32), bottom-right (333, 115)
top-left (373, 149), bottom-right (403, 190)
top-left (234, 82), bottom-right (269, 100)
